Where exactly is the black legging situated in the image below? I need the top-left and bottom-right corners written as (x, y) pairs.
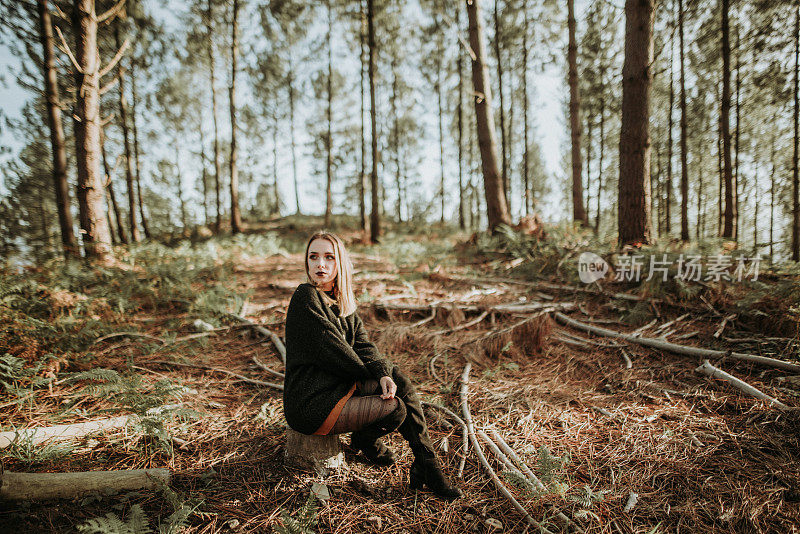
top-left (329, 368), bottom-right (434, 454)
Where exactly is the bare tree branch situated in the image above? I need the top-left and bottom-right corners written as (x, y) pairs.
top-left (98, 38), bottom-right (129, 78)
top-left (96, 0), bottom-right (126, 25)
top-left (54, 24), bottom-right (81, 73)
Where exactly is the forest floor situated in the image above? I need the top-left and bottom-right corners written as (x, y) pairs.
top-left (1, 216), bottom-right (799, 533)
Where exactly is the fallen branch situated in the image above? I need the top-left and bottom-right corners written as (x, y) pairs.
top-left (0, 416), bottom-right (131, 449)
top-left (459, 364), bottom-right (555, 534)
top-left (0, 468), bottom-right (170, 501)
top-left (695, 360), bottom-right (789, 409)
top-left (225, 313), bottom-right (286, 365)
top-left (486, 430), bottom-right (582, 533)
top-left (554, 312), bottom-right (800, 373)
top-left (252, 356), bottom-right (285, 379)
top-left (373, 300), bottom-right (574, 316)
top-left (713, 314), bottom-right (737, 338)
top-left (421, 402), bottom-right (469, 478)
top-left (410, 307), bottom-right (437, 327)
top-left (429, 353), bottom-right (446, 384)
top-left (432, 310), bottom-right (489, 335)
top-left (94, 332), bottom-right (166, 345)
top-left (146, 360), bottom-right (283, 390)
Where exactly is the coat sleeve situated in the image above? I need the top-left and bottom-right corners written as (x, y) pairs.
top-left (286, 286), bottom-right (372, 381)
top-left (352, 312), bottom-right (392, 380)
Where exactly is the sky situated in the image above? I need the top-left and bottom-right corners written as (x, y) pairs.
top-left (0, 0), bottom-right (573, 224)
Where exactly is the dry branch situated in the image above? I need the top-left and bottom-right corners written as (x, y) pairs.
top-left (0, 416), bottom-right (131, 449)
top-left (226, 313), bottom-right (286, 365)
top-left (554, 312), bottom-right (800, 373)
top-left (94, 331), bottom-right (166, 345)
top-left (432, 310), bottom-right (489, 335)
top-left (459, 364), bottom-right (555, 533)
top-left (0, 468), bottom-right (170, 501)
top-left (251, 356), bottom-right (285, 379)
top-left (421, 402), bottom-right (469, 478)
top-left (695, 360), bottom-right (789, 409)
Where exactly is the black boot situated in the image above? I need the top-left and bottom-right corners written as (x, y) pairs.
top-left (351, 432), bottom-right (397, 465)
top-left (409, 446), bottom-right (463, 501)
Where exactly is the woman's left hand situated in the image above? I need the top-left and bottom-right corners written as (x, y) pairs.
top-left (379, 376), bottom-right (397, 400)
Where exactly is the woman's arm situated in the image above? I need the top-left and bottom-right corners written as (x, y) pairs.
top-left (352, 312), bottom-right (392, 380)
top-left (285, 286), bottom-right (372, 380)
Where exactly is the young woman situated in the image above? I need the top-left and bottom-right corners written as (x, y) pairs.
top-left (283, 231), bottom-right (462, 501)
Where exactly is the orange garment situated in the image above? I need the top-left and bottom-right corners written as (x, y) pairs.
top-left (313, 382), bottom-right (357, 435)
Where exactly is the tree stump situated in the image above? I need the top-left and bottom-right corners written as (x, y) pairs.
top-left (284, 428), bottom-right (347, 475)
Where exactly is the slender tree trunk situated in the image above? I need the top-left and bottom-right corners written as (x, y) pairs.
top-left (199, 123), bottom-right (209, 226)
top-left (595, 93), bottom-right (605, 233)
top-left (770, 130), bottom-right (776, 263)
top-left (229, 0), bottom-right (242, 234)
top-left (733, 24), bottom-right (740, 241)
top-left (507, 67), bottom-right (515, 215)
top-left (71, 0), bottom-right (112, 261)
top-left (437, 32), bottom-right (446, 223)
top-left (717, 82), bottom-right (724, 235)
top-left (586, 116), bottom-right (592, 225)
top-left (666, 6), bottom-right (673, 235)
top-left (325, 0), bottom-right (334, 228)
top-left (288, 65), bottom-right (301, 215)
top-left (37, 0), bottom-right (78, 258)
top-left (359, 0), bottom-right (368, 232)
top-left (114, 25), bottom-right (140, 243)
top-left (129, 62), bottom-right (149, 239)
top-left (753, 166), bottom-right (759, 249)
top-left (206, 0), bottom-right (222, 233)
top-left (466, 0), bottom-right (511, 232)
top-left (457, 3), bottom-right (466, 229)
top-left (368, 0), bottom-right (380, 242)
top-left (793, 5), bottom-right (800, 261)
top-left (721, 0), bottom-right (735, 238)
top-left (697, 150), bottom-right (704, 240)
top-left (679, 0), bottom-right (689, 241)
top-left (522, 0), bottom-right (530, 217)
top-left (272, 108), bottom-right (280, 215)
top-left (493, 0), bottom-right (508, 208)
top-left (618, 0), bottom-right (655, 246)
top-left (100, 128), bottom-right (127, 244)
top-left (568, 0), bottom-right (588, 226)
top-left (391, 57), bottom-right (401, 222)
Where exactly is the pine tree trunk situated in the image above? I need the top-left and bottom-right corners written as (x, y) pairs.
top-left (359, 0), bottom-right (368, 232)
top-left (129, 62), bottom-right (150, 239)
top-left (114, 25), bottom-right (140, 243)
top-left (568, 0), bottom-right (588, 226)
top-left (200, 123), bottom-right (209, 226)
top-left (71, 0), bottom-right (112, 262)
top-left (721, 0), bottom-right (735, 238)
top-left (770, 130), bottom-right (776, 263)
top-left (37, 0), bottom-right (78, 259)
top-left (697, 150), bottom-right (704, 240)
top-left (391, 57), bottom-right (401, 222)
top-left (272, 108), bottom-right (280, 215)
top-left (679, 0), bottom-right (689, 241)
top-left (717, 81), bottom-right (724, 235)
top-left (466, 0), bottom-right (511, 232)
top-left (586, 116), bottom-right (592, 225)
top-left (666, 6), bottom-right (673, 235)
top-left (793, 5), bottom-right (800, 261)
top-left (325, 0), bottom-right (333, 228)
top-left (437, 30), bottom-right (445, 223)
top-left (493, 0), bottom-right (508, 209)
top-left (617, 0), bottom-right (654, 247)
top-left (368, 0), bottom-right (381, 242)
top-left (522, 0), bottom-right (530, 217)
top-left (176, 144), bottom-right (188, 237)
top-left (206, 0), bottom-right (222, 233)
top-left (229, 0), bottom-right (242, 234)
top-left (595, 93), bottom-right (605, 233)
top-left (733, 25), bottom-right (741, 241)
top-left (100, 128), bottom-right (127, 244)
top-left (457, 3), bottom-right (466, 229)
top-left (289, 66), bottom-right (301, 216)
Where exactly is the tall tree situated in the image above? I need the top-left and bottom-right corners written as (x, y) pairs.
top-left (720, 0), bottom-right (735, 238)
top-left (568, 0), bottom-right (588, 226)
top-left (794, 3), bottom-right (800, 261)
top-left (493, 0), bottom-right (509, 207)
top-left (368, 0), bottom-right (380, 242)
top-left (679, 0), bottom-right (689, 241)
top-left (114, 23), bottom-right (141, 243)
top-left (618, 0), bottom-right (655, 246)
top-left (35, 0), bottom-right (79, 258)
top-left (70, 0), bottom-right (121, 261)
top-left (229, 0), bottom-right (242, 233)
top-left (466, 0), bottom-right (511, 232)
top-left (205, 0), bottom-right (223, 232)
top-left (325, 0), bottom-right (333, 227)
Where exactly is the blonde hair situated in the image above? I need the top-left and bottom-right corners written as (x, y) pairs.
top-left (304, 231), bottom-right (357, 317)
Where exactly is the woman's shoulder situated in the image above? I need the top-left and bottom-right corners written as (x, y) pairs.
top-left (290, 283), bottom-right (320, 305)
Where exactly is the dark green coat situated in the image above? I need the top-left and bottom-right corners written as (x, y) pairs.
top-left (283, 283), bottom-right (392, 434)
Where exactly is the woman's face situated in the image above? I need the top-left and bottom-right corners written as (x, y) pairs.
top-left (307, 238), bottom-right (338, 291)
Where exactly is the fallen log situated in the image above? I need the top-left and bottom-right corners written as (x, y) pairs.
top-left (0, 468), bottom-right (170, 501)
top-left (372, 300), bottom-right (575, 316)
top-left (695, 360), bottom-right (789, 409)
top-left (0, 416), bottom-right (131, 449)
top-left (554, 312), bottom-right (800, 374)
top-left (146, 360), bottom-right (283, 390)
top-left (459, 364), bottom-right (555, 534)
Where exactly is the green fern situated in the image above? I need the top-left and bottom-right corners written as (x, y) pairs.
top-left (77, 504), bottom-right (153, 534)
top-left (567, 485), bottom-right (609, 508)
top-left (272, 493), bottom-right (318, 534)
top-left (536, 445), bottom-right (569, 484)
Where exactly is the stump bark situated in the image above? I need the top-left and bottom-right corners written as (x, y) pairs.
top-left (0, 468), bottom-right (171, 501)
top-left (284, 428), bottom-right (347, 474)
